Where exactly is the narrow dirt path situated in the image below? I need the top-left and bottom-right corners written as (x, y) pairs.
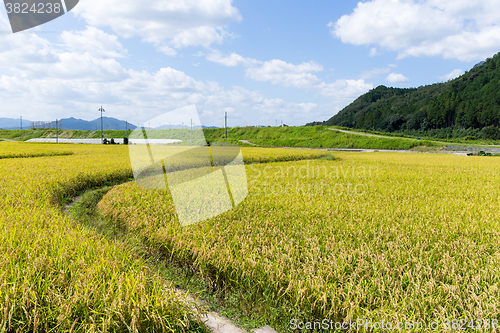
top-left (63, 192), bottom-right (278, 333)
top-left (179, 290), bottom-right (276, 333)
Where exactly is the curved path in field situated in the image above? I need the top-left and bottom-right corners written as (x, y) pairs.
top-left (64, 192), bottom-right (277, 333)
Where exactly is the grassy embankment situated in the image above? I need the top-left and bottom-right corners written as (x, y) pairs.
top-left (0, 126), bottom-right (441, 150)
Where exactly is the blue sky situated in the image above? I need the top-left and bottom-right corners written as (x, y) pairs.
top-left (0, 0), bottom-right (498, 127)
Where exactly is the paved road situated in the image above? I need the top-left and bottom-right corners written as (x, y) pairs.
top-left (0, 138), bottom-right (17, 142)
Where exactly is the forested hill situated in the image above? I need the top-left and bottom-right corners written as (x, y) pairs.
top-left (310, 52), bottom-right (500, 134)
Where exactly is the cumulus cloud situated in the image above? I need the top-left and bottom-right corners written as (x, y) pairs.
top-left (252, 99), bottom-right (319, 123)
top-left (369, 47), bottom-right (380, 57)
top-left (244, 59), bottom-right (372, 102)
top-left (0, 25), bottom-right (333, 126)
top-left (386, 73), bottom-right (409, 84)
top-left (0, 2), bottom-right (374, 126)
top-left (359, 67), bottom-right (391, 79)
top-left (245, 60), bottom-right (323, 88)
top-left (0, 20), bottom-right (128, 82)
top-left (159, 45), bottom-right (178, 56)
top-left (331, 0), bottom-right (500, 61)
top-left (439, 69), bottom-right (464, 81)
top-left (317, 79), bottom-right (373, 101)
top-left (206, 50), bottom-right (261, 67)
top-left (72, 0), bottom-right (242, 50)
top-left (60, 26), bottom-right (128, 58)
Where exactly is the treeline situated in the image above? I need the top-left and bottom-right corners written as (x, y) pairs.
top-left (309, 52), bottom-right (500, 139)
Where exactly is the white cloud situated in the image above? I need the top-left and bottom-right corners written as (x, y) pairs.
top-left (159, 45), bottom-right (178, 56)
top-left (72, 0), bottom-right (242, 49)
top-left (386, 73), bottom-right (409, 84)
top-left (439, 69), bottom-right (464, 81)
top-left (206, 50), bottom-right (261, 67)
top-left (359, 67), bottom-right (391, 79)
top-left (369, 47), bottom-right (379, 57)
top-left (244, 59), bottom-right (372, 102)
top-left (253, 99), bottom-right (318, 121)
top-left (0, 17), bottom-right (58, 73)
top-left (0, 29), bottom-right (330, 125)
top-left (0, 11), bottom-right (370, 126)
top-left (317, 79), bottom-right (373, 101)
top-left (0, 20), bottom-right (128, 82)
top-left (60, 26), bottom-right (128, 58)
top-left (331, 0), bottom-right (500, 61)
top-left (245, 59), bottom-right (323, 89)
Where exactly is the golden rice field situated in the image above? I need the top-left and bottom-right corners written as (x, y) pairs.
top-left (98, 150), bottom-right (500, 331)
top-left (0, 142), bottom-right (207, 332)
top-left (0, 142), bottom-right (330, 332)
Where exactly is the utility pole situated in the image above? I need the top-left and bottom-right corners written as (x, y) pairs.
top-left (281, 120), bottom-right (283, 127)
top-left (56, 119), bottom-right (58, 144)
top-left (20, 116), bottom-right (22, 130)
top-left (190, 118), bottom-right (193, 146)
top-left (275, 119), bottom-right (277, 127)
top-left (225, 112), bottom-right (228, 139)
top-left (126, 121), bottom-right (128, 138)
top-left (99, 106), bottom-right (105, 144)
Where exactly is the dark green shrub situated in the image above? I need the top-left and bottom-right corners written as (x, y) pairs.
top-left (478, 150), bottom-right (492, 156)
top-left (480, 125), bottom-right (500, 140)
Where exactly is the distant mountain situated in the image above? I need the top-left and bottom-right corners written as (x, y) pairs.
top-left (0, 116), bottom-right (220, 131)
top-left (60, 117), bottom-right (137, 131)
top-left (308, 52), bottom-right (500, 136)
top-left (0, 117), bottom-right (137, 131)
top-left (59, 117), bottom-right (95, 130)
top-left (0, 117), bottom-right (32, 129)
